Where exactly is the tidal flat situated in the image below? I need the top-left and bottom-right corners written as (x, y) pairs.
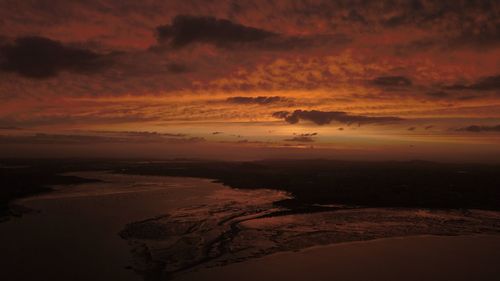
top-left (1, 160), bottom-right (500, 281)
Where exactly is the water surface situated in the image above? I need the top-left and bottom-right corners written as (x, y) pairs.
top-left (1, 171), bottom-right (499, 281)
top-left (176, 234), bottom-right (500, 281)
top-left (0, 172), bottom-right (247, 281)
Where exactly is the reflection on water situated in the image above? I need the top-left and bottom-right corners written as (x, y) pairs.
top-left (122, 203), bottom-right (500, 280)
top-left (120, 187), bottom-right (288, 279)
top-left (0, 172), bottom-right (262, 281)
top-left (1, 171), bottom-right (500, 281)
top-left (176, 235), bottom-right (500, 281)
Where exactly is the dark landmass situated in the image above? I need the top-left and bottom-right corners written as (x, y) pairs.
top-left (0, 159), bottom-right (104, 220)
top-left (1, 158), bottom-right (500, 221)
top-left (113, 159), bottom-right (500, 211)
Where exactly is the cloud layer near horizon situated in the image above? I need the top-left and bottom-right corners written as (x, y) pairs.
top-left (273, 110), bottom-right (403, 125)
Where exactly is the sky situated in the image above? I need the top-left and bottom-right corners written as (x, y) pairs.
top-left (0, 0), bottom-right (499, 162)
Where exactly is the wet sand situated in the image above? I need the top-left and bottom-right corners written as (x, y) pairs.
top-left (176, 234), bottom-right (500, 281)
top-left (122, 204), bottom-right (500, 280)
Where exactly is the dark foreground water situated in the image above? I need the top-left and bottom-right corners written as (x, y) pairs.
top-left (1, 172), bottom-right (499, 281)
top-left (177, 235), bottom-right (500, 281)
top-left (0, 172), bottom-right (245, 281)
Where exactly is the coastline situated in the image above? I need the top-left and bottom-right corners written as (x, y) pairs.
top-left (2, 160), bottom-right (500, 280)
top-left (175, 234), bottom-right (500, 281)
top-left (121, 205), bottom-right (500, 279)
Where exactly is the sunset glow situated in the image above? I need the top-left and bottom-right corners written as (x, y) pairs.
top-left (1, 1), bottom-right (499, 162)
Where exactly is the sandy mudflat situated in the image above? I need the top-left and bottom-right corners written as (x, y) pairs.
top-left (122, 204), bottom-right (500, 280)
top-left (176, 234), bottom-right (500, 281)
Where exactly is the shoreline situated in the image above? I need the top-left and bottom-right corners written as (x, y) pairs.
top-left (270, 232), bottom-right (500, 256)
top-left (2, 167), bottom-right (500, 280)
top-left (121, 203), bottom-right (500, 279)
top-left (175, 234), bottom-right (500, 281)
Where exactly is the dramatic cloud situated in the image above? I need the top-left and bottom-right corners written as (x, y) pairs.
top-left (155, 15), bottom-right (350, 51)
top-left (456, 125), bottom-right (500, 133)
top-left (445, 75), bottom-right (500, 91)
top-left (156, 15), bottom-right (277, 48)
top-left (372, 76), bottom-right (412, 87)
top-left (0, 36), bottom-right (111, 79)
top-left (285, 132), bottom-right (318, 142)
top-left (0, 0), bottom-right (499, 161)
top-left (0, 132), bottom-right (204, 144)
top-left (0, 133), bottom-right (116, 144)
top-left (425, 90), bottom-right (484, 101)
top-left (226, 96), bottom-right (286, 105)
top-left (273, 110), bottom-right (403, 125)
top-left (235, 139), bottom-right (267, 144)
top-left (284, 136), bottom-right (315, 143)
top-left (296, 133), bottom-right (317, 137)
top-left (94, 131), bottom-right (188, 138)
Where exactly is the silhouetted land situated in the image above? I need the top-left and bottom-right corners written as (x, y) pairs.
top-left (1, 158), bottom-right (500, 220)
top-left (0, 159), bottom-right (104, 219)
top-left (114, 159), bottom-right (500, 211)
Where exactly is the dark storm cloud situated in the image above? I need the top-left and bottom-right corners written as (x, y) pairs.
top-left (284, 136), bottom-right (315, 143)
top-left (372, 76), bottom-right (412, 87)
top-left (455, 125), bottom-right (500, 133)
top-left (155, 15), bottom-right (351, 51)
top-left (273, 110), bottom-right (403, 125)
top-left (226, 96), bottom-right (286, 105)
top-left (445, 75), bottom-right (500, 91)
top-left (0, 36), bottom-right (112, 79)
top-left (156, 15), bottom-right (277, 48)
